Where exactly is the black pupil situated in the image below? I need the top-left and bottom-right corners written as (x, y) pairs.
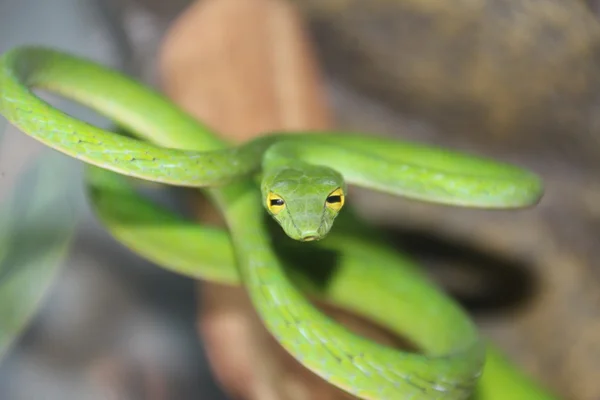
top-left (326, 195), bottom-right (342, 204)
top-left (270, 199), bottom-right (284, 206)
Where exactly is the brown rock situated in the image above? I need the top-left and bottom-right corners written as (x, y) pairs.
top-left (297, 0), bottom-right (600, 167)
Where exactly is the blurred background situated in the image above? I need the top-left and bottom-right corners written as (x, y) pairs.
top-left (1, 0), bottom-right (600, 399)
top-left (0, 0), bottom-right (226, 399)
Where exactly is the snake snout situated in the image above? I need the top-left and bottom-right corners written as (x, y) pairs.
top-left (300, 234), bottom-right (318, 242)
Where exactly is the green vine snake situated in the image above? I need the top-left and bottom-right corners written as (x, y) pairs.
top-left (0, 46), bottom-right (558, 400)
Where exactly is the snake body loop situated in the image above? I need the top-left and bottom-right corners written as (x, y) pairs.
top-left (0, 46), bottom-right (549, 399)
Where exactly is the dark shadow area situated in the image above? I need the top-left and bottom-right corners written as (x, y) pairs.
top-left (379, 224), bottom-right (539, 315)
top-left (266, 214), bottom-right (342, 293)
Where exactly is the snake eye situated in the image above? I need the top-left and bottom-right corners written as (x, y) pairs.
top-left (267, 192), bottom-right (285, 215)
top-left (325, 188), bottom-right (345, 212)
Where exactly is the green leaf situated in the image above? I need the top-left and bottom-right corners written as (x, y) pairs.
top-left (0, 150), bottom-right (78, 360)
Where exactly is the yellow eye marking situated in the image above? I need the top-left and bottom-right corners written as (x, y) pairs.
top-left (267, 192), bottom-right (285, 215)
top-left (325, 187), bottom-right (345, 212)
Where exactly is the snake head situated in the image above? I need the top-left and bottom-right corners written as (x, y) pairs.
top-left (261, 164), bottom-right (346, 242)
